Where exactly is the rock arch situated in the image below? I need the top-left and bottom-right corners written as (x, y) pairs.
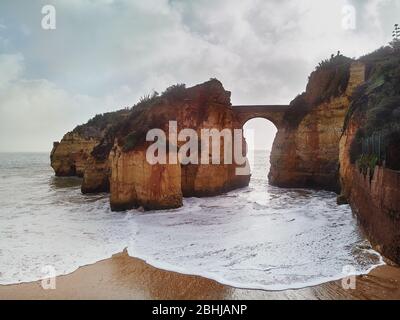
top-left (232, 105), bottom-right (290, 129)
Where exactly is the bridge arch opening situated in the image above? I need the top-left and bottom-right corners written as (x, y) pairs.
top-left (243, 118), bottom-right (277, 181)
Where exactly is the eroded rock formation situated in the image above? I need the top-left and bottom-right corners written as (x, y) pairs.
top-left (108, 80), bottom-right (250, 210)
top-left (50, 49), bottom-right (400, 263)
top-left (51, 79), bottom-right (250, 210)
top-left (50, 133), bottom-right (99, 177)
top-left (338, 48), bottom-right (400, 263)
top-left (268, 48), bottom-right (400, 263)
top-left (109, 146), bottom-right (183, 211)
top-left (269, 59), bottom-right (366, 191)
top-left (340, 116), bottom-right (400, 262)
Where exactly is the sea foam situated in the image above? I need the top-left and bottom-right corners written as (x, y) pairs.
top-left (0, 152), bottom-right (384, 289)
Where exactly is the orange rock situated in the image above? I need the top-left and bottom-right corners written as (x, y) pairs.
top-left (109, 146), bottom-right (183, 211)
top-left (339, 116), bottom-right (400, 264)
top-left (269, 62), bottom-right (366, 192)
top-left (108, 79), bottom-right (250, 210)
top-left (50, 132), bottom-right (99, 177)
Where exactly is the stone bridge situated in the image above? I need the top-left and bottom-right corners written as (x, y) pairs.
top-left (232, 105), bottom-right (290, 128)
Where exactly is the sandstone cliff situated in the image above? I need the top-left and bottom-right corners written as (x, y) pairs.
top-left (269, 56), bottom-right (365, 191)
top-left (50, 133), bottom-right (99, 177)
top-left (51, 79), bottom-right (250, 210)
top-left (339, 48), bottom-right (400, 263)
top-left (268, 47), bottom-right (400, 263)
top-left (51, 109), bottom-right (130, 179)
top-left (108, 80), bottom-right (249, 210)
top-left (109, 146), bottom-right (183, 211)
top-left (340, 116), bottom-right (400, 263)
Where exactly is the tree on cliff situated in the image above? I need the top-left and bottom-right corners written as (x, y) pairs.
top-left (391, 23), bottom-right (400, 50)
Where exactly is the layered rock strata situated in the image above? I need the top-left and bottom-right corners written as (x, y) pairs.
top-left (340, 117), bottom-right (400, 262)
top-left (51, 80), bottom-right (250, 210)
top-left (50, 133), bottom-right (99, 177)
top-left (269, 60), bottom-right (366, 192)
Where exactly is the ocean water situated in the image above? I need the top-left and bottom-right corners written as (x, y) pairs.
top-left (0, 152), bottom-right (383, 289)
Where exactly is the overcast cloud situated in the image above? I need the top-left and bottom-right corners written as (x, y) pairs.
top-left (0, 0), bottom-right (397, 151)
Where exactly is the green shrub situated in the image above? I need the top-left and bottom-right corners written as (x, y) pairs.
top-left (344, 48), bottom-right (400, 159)
top-left (161, 83), bottom-right (186, 99)
top-left (356, 154), bottom-right (379, 177)
top-left (315, 53), bottom-right (353, 71)
top-left (122, 132), bottom-right (139, 152)
top-left (284, 54), bottom-right (352, 128)
top-left (73, 108), bottom-right (130, 139)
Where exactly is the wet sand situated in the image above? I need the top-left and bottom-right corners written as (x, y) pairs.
top-left (1, 250), bottom-right (400, 300)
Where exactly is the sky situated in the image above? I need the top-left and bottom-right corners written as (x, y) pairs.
top-left (0, 0), bottom-right (398, 152)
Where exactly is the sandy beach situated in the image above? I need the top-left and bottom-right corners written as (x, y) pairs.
top-left (1, 250), bottom-right (400, 300)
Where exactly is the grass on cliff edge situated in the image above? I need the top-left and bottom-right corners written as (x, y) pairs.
top-left (120, 83), bottom-right (187, 152)
top-left (87, 83), bottom-right (187, 158)
top-left (346, 47), bottom-right (400, 171)
top-left (73, 109), bottom-right (130, 139)
top-left (72, 79), bottom-right (228, 160)
top-left (284, 54), bottom-right (353, 128)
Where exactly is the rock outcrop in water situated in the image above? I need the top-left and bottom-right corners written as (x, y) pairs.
top-left (109, 80), bottom-right (250, 210)
top-left (50, 133), bottom-right (99, 177)
top-left (51, 109), bottom-right (130, 189)
top-left (51, 79), bottom-right (250, 210)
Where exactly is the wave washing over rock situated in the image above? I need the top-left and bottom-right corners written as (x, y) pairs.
top-left (0, 152), bottom-right (383, 289)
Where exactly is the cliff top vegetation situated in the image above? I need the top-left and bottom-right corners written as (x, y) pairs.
top-left (73, 109), bottom-right (130, 139)
top-left (347, 24), bottom-right (400, 170)
top-left (284, 52), bottom-right (353, 127)
top-left (88, 79), bottom-right (225, 159)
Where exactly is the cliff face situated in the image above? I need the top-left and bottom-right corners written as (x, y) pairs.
top-left (50, 109), bottom-right (128, 177)
top-left (268, 49), bottom-right (400, 264)
top-left (81, 155), bottom-right (110, 193)
top-left (339, 48), bottom-right (400, 263)
top-left (51, 109), bottom-right (130, 190)
top-left (51, 79), bottom-right (250, 210)
top-left (340, 116), bottom-right (400, 262)
top-left (50, 133), bottom-right (99, 177)
top-left (269, 59), bottom-right (366, 191)
top-left (110, 146), bottom-right (182, 211)
top-left (108, 80), bottom-right (249, 210)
